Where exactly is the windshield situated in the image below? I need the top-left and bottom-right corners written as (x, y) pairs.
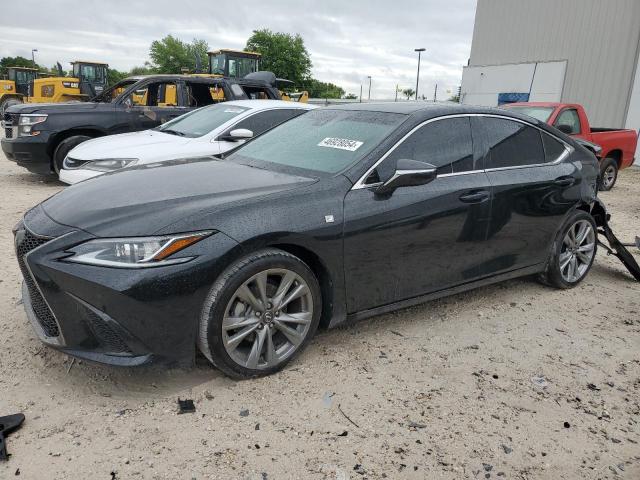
top-left (210, 54), bottom-right (225, 75)
top-left (74, 64), bottom-right (107, 85)
top-left (91, 79), bottom-right (137, 102)
top-left (157, 104), bottom-right (249, 138)
top-left (230, 109), bottom-right (407, 174)
top-left (503, 105), bottom-right (555, 122)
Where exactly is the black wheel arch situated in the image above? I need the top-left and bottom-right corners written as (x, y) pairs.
top-left (47, 127), bottom-right (107, 160)
top-left (214, 233), bottom-right (338, 331)
top-left (602, 149), bottom-right (622, 167)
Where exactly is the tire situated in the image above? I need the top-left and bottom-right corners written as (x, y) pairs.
top-left (198, 248), bottom-right (322, 379)
top-left (598, 157), bottom-right (618, 191)
top-left (538, 210), bottom-right (597, 289)
top-left (52, 135), bottom-right (91, 175)
top-left (0, 97), bottom-right (23, 115)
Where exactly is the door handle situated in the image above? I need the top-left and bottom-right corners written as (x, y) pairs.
top-left (459, 190), bottom-right (490, 204)
top-left (553, 177), bottom-right (575, 187)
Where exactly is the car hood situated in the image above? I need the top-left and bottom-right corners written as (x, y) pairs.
top-left (69, 130), bottom-right (192, 160)
top-left (6, 101), bottom-right (113, 115)
top-left (41, 158), bottom-right (316, 236)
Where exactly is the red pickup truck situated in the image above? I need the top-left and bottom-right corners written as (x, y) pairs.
top-left (503, 102), bottom-right (638, 190)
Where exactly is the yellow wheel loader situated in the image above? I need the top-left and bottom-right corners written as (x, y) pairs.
top-left (0, 61), bottom-right (109, 112)
top-left (207, 49), bottom-right (308, 103)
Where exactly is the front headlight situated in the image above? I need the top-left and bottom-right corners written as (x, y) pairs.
top-left (84, 158), bottom-right (138, 172)
top-left (18, 114), bottom-right (47, 137)
top-left (63, 231), bottom-right (213, 268)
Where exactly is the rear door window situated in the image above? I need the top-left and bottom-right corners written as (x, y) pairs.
top-left (541, 133), bottom-right (567, 162)
top-left (382, 117), bottom-right (474, 177)
top-left (481, 118), bottom-right (545, 169)
top-left (184, 81), bottom-right (225, 107)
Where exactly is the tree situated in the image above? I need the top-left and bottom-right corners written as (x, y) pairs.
top-left (0, 56), bottom-right (38, 76)
top-left (107, 68), bottom-right (128, 86)
top-left (129, 63), bottom-right (156, 76)
top-left (302, 78), bottom-right (345, 99)
top-left (344, 93), bottom-right (358, 100)
top-left (149, 35), bottom-right (209, 74)
top-left (245, 29), bottom-right (312, 85)
top-left (402, 88), bottom-right (416, 100)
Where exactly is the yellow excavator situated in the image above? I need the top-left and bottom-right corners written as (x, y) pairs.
top-left (0, 61), bottom-right (109, 112)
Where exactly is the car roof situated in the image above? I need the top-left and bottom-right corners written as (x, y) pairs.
top-left (121, 74), bottom-right (279, 89)
top-left (325, 101), bottom-right (523, 120)
top-left (221, 100), bottom-right (316, 111)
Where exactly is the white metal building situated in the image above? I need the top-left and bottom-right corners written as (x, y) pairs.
top-left (460, 0), bottom-right (640, 157)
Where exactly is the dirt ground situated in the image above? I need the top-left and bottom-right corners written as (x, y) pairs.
top-left (0, 149), bottom-right (638, 480)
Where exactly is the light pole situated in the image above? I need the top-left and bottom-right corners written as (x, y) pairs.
top-left (367, 76), bottom-right (372, 100)
top-left (414, 48), bottom-right (425, 100)
top-left (31, 49), bottom-right (38, 66)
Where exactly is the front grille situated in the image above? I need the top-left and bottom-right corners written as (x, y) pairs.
top-left (16, 230), bottom-right (60, 337)
top-left (3, 112), bottom-right (17, 138)
top-left (83, 308), bottom-right (131, 354)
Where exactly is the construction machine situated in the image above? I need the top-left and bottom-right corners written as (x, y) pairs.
top-left (207, 49), bottom-right (308, 103)
top-left (208, 49), bottom-right (261, 78)
top-left (0, 61), bottom-right (108, 112)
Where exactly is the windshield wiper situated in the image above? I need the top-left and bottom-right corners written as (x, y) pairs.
top-left (161, 129), bottom-right (186, 136)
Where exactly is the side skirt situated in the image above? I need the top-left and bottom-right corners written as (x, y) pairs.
top-left (342, 264), bottom-right (544, 325)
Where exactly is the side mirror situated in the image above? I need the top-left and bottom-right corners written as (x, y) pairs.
top-left (556, 124), bottom-right (573, 135)
top-left (375, 158), bottom-right (437, 195)
top-left (220, 128), bottom-right (253, 142)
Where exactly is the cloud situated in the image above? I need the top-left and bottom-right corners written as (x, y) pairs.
top-left (0, 0), bottom-right (476, 99)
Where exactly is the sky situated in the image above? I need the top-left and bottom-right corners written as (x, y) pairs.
top-left (0, 0), bottom-right (477, 100)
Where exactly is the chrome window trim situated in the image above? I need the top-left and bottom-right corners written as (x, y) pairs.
top-left (352, 113), bottom-right (574, 190)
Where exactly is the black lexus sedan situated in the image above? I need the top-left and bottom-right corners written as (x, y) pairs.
top-left (14, 103), bottom-right (601, 378)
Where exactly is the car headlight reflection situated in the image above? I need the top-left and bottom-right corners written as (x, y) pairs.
top-left (84, 158), bottom-right (139, 172)
top-left (63, 231), bottom-right (213, 268)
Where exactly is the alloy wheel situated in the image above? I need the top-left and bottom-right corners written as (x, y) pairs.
top-left (602, 165), bottom-right (616, 189)
top-left (559, 219), bottom-right (596, 283)
top-left (222, 268), bottom-right (314, 370)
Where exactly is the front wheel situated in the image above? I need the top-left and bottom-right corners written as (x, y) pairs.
top-left (538, 211), bottom-right (597, 289)
top-left (198, 249), bottom-right (322, 379)
top-left (598, 157), bottom-right (618, 191)
top-left (52, 135), bottom-right (91, 175)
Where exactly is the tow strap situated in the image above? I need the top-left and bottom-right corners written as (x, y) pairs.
top-left (591, 199), bottom-right (640, 282)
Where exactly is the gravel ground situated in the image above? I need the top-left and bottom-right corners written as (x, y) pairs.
top-left (0, 148), bottom-right (638, 480)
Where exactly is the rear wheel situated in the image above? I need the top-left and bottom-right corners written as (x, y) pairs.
top-left (52, 135), bottom-right (91, 175)
top-left (198, 248), bottom-right (322, 379)
top-left (599, 157), bottom-right (618, 191)
top-left (538, 211), bottom-right (597, 289)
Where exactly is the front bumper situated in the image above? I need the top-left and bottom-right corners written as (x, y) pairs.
top-left (2, 136), bottom-right (52, 174)
top-left (59, 167), bottom-right (101, 185)
top-left (15, 206), bottom-right (241, 367)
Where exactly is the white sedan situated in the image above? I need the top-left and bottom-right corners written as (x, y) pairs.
top-left (59, 100), bottom-right (315, 184)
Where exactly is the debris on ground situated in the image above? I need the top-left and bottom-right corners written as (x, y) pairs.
top-left (0, 413), bottom-right (25, 461)
top-left (177, 399), bottom-right (195, 414)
